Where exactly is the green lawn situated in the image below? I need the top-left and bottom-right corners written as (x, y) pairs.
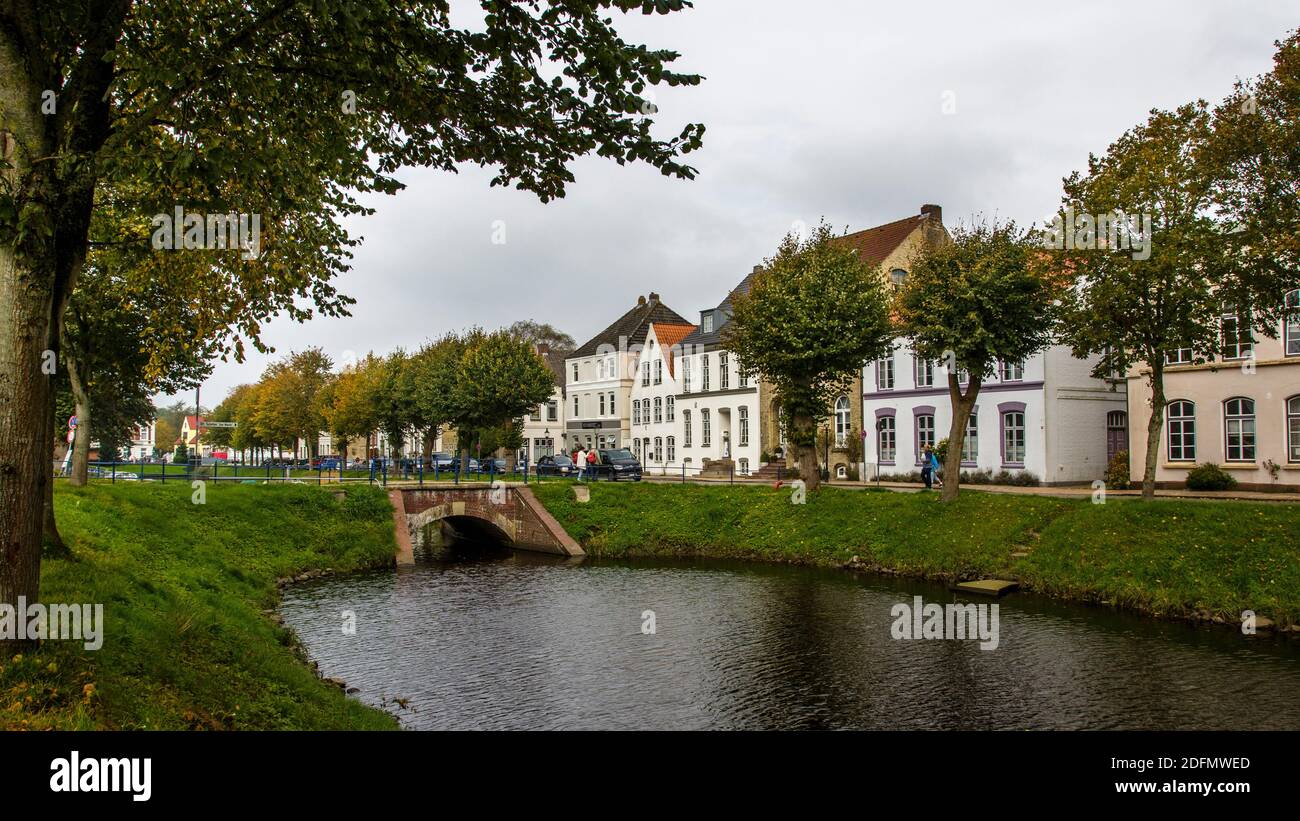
top-left (533, 482), bottom-right (1300, 625)
top-left (1, 483), bottom-right (400, 730)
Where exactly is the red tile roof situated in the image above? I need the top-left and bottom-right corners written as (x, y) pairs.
top-left (834, 214), bottom-right (927, 268)
top-left (651, 322), bottom-right (698, 377)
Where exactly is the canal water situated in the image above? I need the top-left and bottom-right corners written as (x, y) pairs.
top-left (279, 541), bottom-right (1300, 730)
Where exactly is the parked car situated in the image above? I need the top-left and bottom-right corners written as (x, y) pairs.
top-left (596, 448), bottom-right (642, 481)
top-left (451, 456), bottom-right (481, 473)
top-left (428, 452), bottom-right (455, 471)
top-left (535, 454), bottom-right (576, 476)
top-left (316, 458), bottom-right (341, 470)
top-left (479, 457), bottom-right (509, 473)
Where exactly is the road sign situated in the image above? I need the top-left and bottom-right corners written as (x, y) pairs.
top-left (199, 421), bottom-right (237, 429)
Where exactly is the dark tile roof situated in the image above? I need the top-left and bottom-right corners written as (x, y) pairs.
top-left (536, 347), bottom-right (567, 387)
top-left (568, 294), bottom-right (690, 360)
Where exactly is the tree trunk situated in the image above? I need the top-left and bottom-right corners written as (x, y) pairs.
top-left (0, 245), bottom-right (54, 616)
top-left (792, 410), bottom-right (820, 492)
top-left (941, 374), bottom-right (982, 502)
top-left (1141, 362), bottom-right (1166, 500)
top-left (65, 347), bottom-right (92, 486)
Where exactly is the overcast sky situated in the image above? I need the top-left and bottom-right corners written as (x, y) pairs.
top-left (172, 0), bottom-right (1296, 406)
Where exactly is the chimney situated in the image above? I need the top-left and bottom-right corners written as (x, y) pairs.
top-left (535, 342), bottom-right (550, 355)
top-left (752, 265), bottom-right (762, 274)
top-left (647, 291), bottom-right (659, 302)
top-left (921, 203), bottom-right (942, 224)
top-left (637, 295), bottom-right (647, 306)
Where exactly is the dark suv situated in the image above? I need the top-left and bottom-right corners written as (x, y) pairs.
top-left (596, 448), bottom-right (642, 481)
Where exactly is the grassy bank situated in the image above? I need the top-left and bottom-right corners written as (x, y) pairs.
top-left (533, 482), bottom-right (1300, 626)
top-left (2, 483), bottom-right (399, 730)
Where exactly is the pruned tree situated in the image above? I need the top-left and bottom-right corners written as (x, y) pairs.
top-left (897, 218), bottom-right (1060, 502)
top-left (725, 222), bottom-right (894, 492)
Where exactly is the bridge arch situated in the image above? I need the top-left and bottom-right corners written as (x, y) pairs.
top-left (394, 485), bottom-right (584, 560)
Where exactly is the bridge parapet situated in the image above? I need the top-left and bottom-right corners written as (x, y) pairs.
top-left (400, 485), bottom-right (584, 557)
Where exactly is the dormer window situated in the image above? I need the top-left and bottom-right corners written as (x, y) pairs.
top-left (889, 269), bottom-right (908, 287)
top-left (702, 313), bottom-right (714, 334)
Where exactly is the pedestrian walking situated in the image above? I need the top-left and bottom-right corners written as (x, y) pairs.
top-left (921, 445), bottom-right (934, 490)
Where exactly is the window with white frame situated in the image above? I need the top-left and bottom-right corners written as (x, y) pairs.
top-left (653, 436), bottom-right (663, 462)
top-left (999, 360), bottom-right (1024, 381)
top-left (654, 397), bottom-right (662, 423)
top-left (738, 358), bottom-right (749, 388)
top-left (1286, 290), bottom-right (1300, 356)
top-left (877, 356), bottom-right (894, 390)
top-left (719, 353), bottom-right (729, 389)
top-left (916, 414), bottom-right (935, 457)
top-left (702, 313), bottom-right (714, 334)
top-left (642, 361), bottom-right (650, 386)
top-left (1002, 411), bottom-right (1026, 465)
top-left (834, 396), bottom-right (851, 446)
top-left (878, 416), bottom-right (896, 463)
top-left (547, 400), bottom-right (558, 421)
top-left (530, 405), bottom-right (541, 421)
top-left (607, 356), bottom-right (615, 377)
top-left (1224, 397), bottom-right (1255, 462)
top-left (1221, 311), bottom-right (1254, 360)
top-left (1167, 400), bottom-right (1196, 462)
top-left (654, 359), bottom-right (663, 384)
top-left (915, 357), bottom-right (933, 387)
top-left (702, 409), bottom-right (711, 446)
top-left (961, 414), bottom-right (978, 463)
top-left (632, 400), bottom-right (641, 426)
top-left (683, 358), bottom-right (691, 393)
top-left (572, 363), bottom-right (579, 382)
top-left (1165, 347), bottom-right (1193, 365)
top-left (599, 393), bottom-right (606, 416)
top-left (608, 392), bottom-right (615, 415)
top-left (683, 411), bottom-right (692, 447)
top-left (702, 354), bottom-right (711, 391)
top-left (666, 396), bottom-right (675, 422)
top-left (1287, 396), bottom-right (1300, 463)
top-left (739, 406), bottom-right (749, 446)
top-left (667, 436), bottom-right (676, 462)
top-left (573, 395), bottom-right (579, 416)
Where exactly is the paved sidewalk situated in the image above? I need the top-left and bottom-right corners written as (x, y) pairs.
top-left (641, 473), bottom-right (1300, 502)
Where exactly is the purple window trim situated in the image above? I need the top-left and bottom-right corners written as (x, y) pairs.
top-left (998, 401), bottom-right (1027, 467)
top-left (875, 358), bottom-right (894, 391)
top-left (913, 405), bottom-right (936, 466)
top-left (863, 381), bottom-right (1044, 400)
top-left (874, 408), bottom-right (896, 418)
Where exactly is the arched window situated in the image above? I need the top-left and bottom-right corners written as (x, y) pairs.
top-left (1224, 397), bottom-right (1255, 462)
top-left (834, 396), bottom-right (851, 446)
top-left (1167, 401), bottom-right (1195, 461)
top-left (889, 269), bottom-right (908, 287)
top-left (1287, 396), bottom-right (1300, 464)
top-left (836, 464), bottom-right (848, 479)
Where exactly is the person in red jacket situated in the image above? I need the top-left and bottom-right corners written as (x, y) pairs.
top-left (586, 448), bottom-right (598, 481)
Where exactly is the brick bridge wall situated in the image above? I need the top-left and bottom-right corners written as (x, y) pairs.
top-left (400, 486), bottom-right (584, 557)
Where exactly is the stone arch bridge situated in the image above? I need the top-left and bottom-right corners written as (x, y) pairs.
top-left (388, 485), bottom-right (584, 563)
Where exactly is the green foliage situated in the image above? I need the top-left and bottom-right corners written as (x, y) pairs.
top-left (1105, 450), bottom-right (1131, 490)
top-left (172, 442), bottom-right (188, 462)
top-left (898, 217), bottom-right (1058, 384)
top-left (1185, 463), bottom-right (1239, 491)
top-left (725, 222), bottom-right (894, 471)
top-left (2, 483), bottom-right (397, 729)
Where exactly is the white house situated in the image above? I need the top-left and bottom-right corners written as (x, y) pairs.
top-left (564, 292), bottom-right (690, 454)
top-left (126, 420), bottom-right (156, 460)
top-left (862, 345), bottom-right (1126, 484)
top-left (519, 343), bottom-right (567, 465)
top-left (629, 321), bottom-right (696, 474)
top-left (675, 273), bottom-right (764, 477)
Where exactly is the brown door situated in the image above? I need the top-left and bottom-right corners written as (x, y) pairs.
top-left (1106, 411), bottom-right (1128, 462)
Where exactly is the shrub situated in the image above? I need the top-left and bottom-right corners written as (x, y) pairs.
top-left (1104, 449), bottom-right (1130, 490)
top-left (1185, 463), bottom-right (1237, 491)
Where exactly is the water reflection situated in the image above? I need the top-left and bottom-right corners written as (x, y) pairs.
top-left (280, 543), bottom-right (1300, 730)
